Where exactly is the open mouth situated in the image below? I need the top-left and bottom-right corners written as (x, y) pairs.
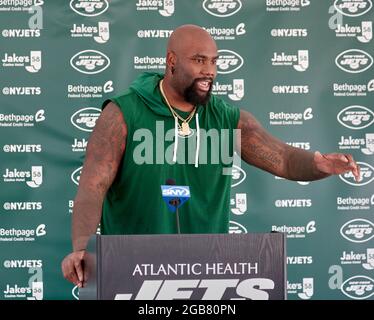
top-left (196, 79), bottom-right (212, 92)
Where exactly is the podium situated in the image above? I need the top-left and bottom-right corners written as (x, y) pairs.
top-left (79, 233), bottom-right (287, 300)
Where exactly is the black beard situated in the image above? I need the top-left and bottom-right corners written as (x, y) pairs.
top-left (183, 78), bottom-right (212, 106)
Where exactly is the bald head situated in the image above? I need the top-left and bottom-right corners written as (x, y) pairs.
top-left (164, 25), bottom-right (218, 107)
top-left (167, 24), bottom-right (217, 55)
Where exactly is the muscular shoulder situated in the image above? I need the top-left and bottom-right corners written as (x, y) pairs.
top-left (92, 102), bottom-right (127, 148)
top-left (237, 109), bottom-right (262, 131)
top-left (106, 89), bottom-right (143, 111)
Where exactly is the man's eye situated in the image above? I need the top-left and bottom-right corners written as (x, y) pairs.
top-left (192, 58), bottom-right (204, 64)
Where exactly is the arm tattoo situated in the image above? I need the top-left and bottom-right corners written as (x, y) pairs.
top-left (72, 102), bottom-right (127, 251)
top-left (237, 110), bottom-right (286, 175)
top-left (237, 110), bottom-right (328, 181)
top-left (247, 143), bottom-right (282, 171)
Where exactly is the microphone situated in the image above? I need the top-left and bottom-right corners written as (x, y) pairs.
top-left (165, 178), bottom-right (181, 234)
top-left (161, 179), bottom-right (191, 234)
top-left (165, 178), bottom-right (181, 208)
top-left (165, 178), bottom-right (175, 185)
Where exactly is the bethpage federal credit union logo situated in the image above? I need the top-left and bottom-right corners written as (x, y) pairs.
top-left (287, 278), bottom-right (314, 300)
top-left (337, 105), bottom-right (374, 130)
top-left (70, 22), bottom-right (110, 43)
top-left (338, 133), bottom-right (374, 155)
top-left (340, 218), bottom-right (374, 243)
top-left (67, 80), bottom-right (114, 98)
top-left (202, 0), bottom-right (242, 17)
top-left (335, 21), bottom-right (373, 43)
top-left (71, 167), bottom-right (82, 186)
top-left (70, 50), bottom-right (110, 75)
top-left (230, 193), bottom-right (247, 215)
top-left (0, 0), bottom-right (43, 12)
top-left (136, 0), bottom-right (175, 17)
top-left (204, 22), bottom-right (246, 40)
top-left (337, 194), bottom-right (374, 211)
top-left (217, 49), bottom-right (243, 74)
top-left (335, 49), bottom-right (373, 73)
top-left (334, 0), bottom-right (373, 17)
top-left (70, 0), bottom-right (109, 17)
top-left (212, 79), bottom-right (244, 101)
top-left (0, 109), bottom-right (45, 128)
top-left (266, 0), bottom-right (310, 12)
top-left (271, 220), bottom-right (316, 239)
top-left (133, 56), bottom-right (166, 71)
top-left (229, 220), bottom-right (247, 234)
top-left (339, 162), bottom-right (374, 186)
top-left (3, 166), bottom-right (43, 188)
top-left (271, 50), bottom-right (309, 72)
top-left (2, 51), bottom-right (41, 73)
top-left (269, 107), bottom-right (313, 126)
top-left (68, 200), bottom-right (74, 214)
top-left (333, 79), bottom-right (374, 97)
top-left (71, 107), bottom-right (101, 132)
top-left (340, 248), bottom-right (374, 270)
top-left (0, 224), bottom-right (46, 242)
top-left (341, 275), bottom-right (374, 300)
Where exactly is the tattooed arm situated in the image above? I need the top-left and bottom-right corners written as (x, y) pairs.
top-left (62, 102), bottom-right (127, 287)
top-left (237, 110), bottom-right (360, 181)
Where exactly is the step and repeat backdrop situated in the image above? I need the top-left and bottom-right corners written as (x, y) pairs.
top-left (0, 0), bottom-right (373, 300)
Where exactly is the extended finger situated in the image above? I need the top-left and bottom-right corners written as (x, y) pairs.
top-left (62, 259), bottom-right (81, 286)
top-left (339, 154), bottom-right (349, 163)
top-left (74, 260), bottom-right (84, 285)
top-left (345, 154), bottom-right (360, 181)
top-left (64, 266), bottom-right (80, 285)
top-left (356, 164), bottom-right (361, 182)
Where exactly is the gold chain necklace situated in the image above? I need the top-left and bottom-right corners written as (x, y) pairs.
top-left (159, 79), bottom-right (196, 136)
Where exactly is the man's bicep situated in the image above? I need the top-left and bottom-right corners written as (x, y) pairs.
top-left (236, 109), bottom-right (288, 176)
top-left (78, 102), bottom-right (127, 197)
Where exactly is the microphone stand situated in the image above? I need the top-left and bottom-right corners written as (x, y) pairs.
top-left (176, 206), bottom-right (180, 234)
top-left (171, 199), bottom-right (181, 234)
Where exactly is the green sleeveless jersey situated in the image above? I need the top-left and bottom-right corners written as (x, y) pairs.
top-left (100, 72), bottom-right (240, 235)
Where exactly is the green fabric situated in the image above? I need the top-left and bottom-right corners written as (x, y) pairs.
top-left (100, 72), bottom-right (240, 235)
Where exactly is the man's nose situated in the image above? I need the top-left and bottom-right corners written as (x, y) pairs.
top-left (201, 64), bottom-right (216, 79)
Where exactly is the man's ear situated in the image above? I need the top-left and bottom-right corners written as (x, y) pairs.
top-left (166, 51), bottom-right (177, 73)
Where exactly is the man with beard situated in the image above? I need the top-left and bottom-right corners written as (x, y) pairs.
top-left (62, 25), bottom-right (360, 287)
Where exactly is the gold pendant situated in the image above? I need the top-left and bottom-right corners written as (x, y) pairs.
top-left (181, 122), bottom-right (190, 136)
